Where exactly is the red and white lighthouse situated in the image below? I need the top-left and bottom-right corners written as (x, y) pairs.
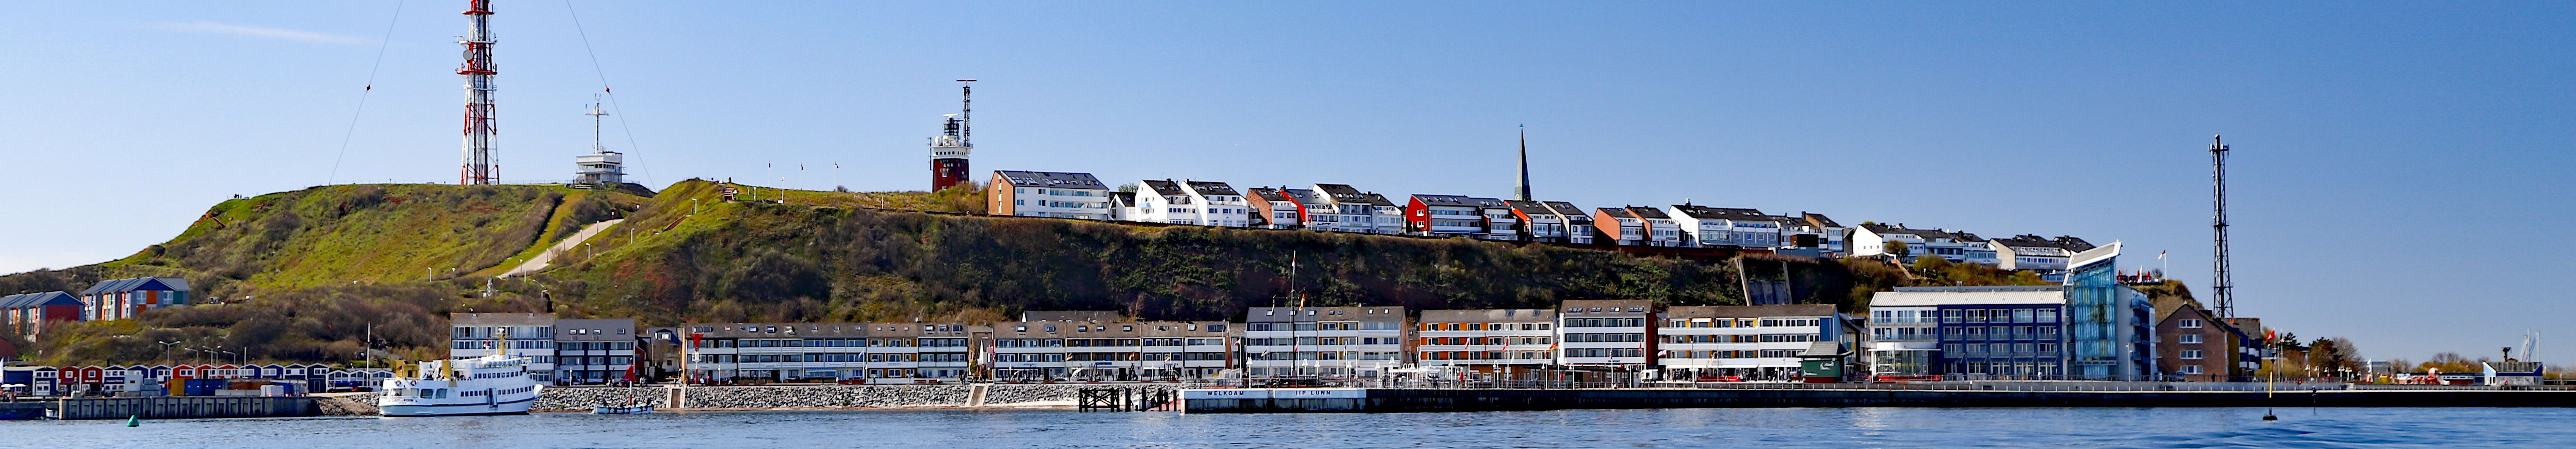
top-left (928, 80), bottom-right (974, 191)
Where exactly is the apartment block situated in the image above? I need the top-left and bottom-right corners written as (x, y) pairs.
top-left (1243, 306), bottom-right (1410, 377)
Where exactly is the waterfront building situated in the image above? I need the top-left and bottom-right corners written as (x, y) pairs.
top-left (1867, 286), bottom-right (2067, 379)
top-left (1849, 224), bottom-right (1998, 264)
top-left (1415, 309), bottom-right (1556, 379)
top-left (1312, 183), bottom-right (1405, 234)
top-left (1865, 243), bottom-right (2155, 379)
top-left (553, 318), bottom-right (637, 385)
top-left (1989, 235), bottom-right (2096, 282)
top-left (450, 312), bottom-right (559, 384)
top-left (2154, 301), bottom-right (2258, 382)
top-left (1657, 305), bottom-right (1858, 381)
top-left (1243, 306), bottom-right (1410, 377)
top-left (79, 277), bottom-right (190, 321)
top-left (678, 322), bottom-right (978, 384)
top-left (1405, 194), bottom-right (1488, 238)
top-left (1664, 205), bottom-right (1789, 249)
top-left (1, 291), bottom-right (83, 335)
top-left (1556, 300), bottom-right (1656, 370)
top-left (988, 170), bottom-right (1113, 220)
top-left (988, 320), bottom-right (1231, 381)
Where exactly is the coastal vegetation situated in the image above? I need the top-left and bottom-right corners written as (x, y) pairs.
top-left (2, 180), bottom-right (2039, 365)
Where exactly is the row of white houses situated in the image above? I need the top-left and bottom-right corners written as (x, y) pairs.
top-left (983, 170), bottom-right (2095, 276)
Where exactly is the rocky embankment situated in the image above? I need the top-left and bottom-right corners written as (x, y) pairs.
top-left (325, 383), bottom-right (1175, 415)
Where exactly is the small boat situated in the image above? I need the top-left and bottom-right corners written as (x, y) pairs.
top-left (378, 353), bottom-right (542, 417)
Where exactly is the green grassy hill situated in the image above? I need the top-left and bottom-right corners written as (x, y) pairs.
top-left (2, 179), bottom-right (1922, 365)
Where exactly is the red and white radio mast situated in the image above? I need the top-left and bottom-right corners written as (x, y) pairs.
top-left (457, 0), bottom-right (499, 185)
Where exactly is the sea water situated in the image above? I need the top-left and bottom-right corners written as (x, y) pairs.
top-left (4, 407), bottom-right (2567, 448)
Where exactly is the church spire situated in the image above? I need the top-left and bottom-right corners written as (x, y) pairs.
top-left (1513, 125), bottom-right (1532, 201)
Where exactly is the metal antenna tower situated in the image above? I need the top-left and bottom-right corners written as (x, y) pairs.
top-left (1514, 125), bottom-right (1532, 201)
top-left (587, 94), bottom-right (608, 153)
top-left (957, 79), bottom-right (974, 146)
top-left (2210, 135), bottom-right (2234, 318)
top-left (457, 0), bottom-right (499, 185)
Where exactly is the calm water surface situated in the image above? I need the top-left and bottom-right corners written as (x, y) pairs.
top-left (3, 407), bottom-right (2567, 448)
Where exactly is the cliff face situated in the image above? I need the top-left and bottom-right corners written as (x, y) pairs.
top-left (9, 180), bottom-right (1930, 365)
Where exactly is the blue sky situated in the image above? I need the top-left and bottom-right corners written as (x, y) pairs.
top-left (5, 2), bottom-right (2570, 364)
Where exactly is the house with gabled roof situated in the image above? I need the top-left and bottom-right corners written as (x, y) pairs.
top-left (1785, 212), bottom-right (1846, 256)
top-left (1406, 194), bottom-right (1487, 238)
top-left (1544, 201), bottom-right (1595, 244)
top-left (1593, 207), bottom-right (1645, 246)
top-left (1850, 224), bottom-right (1997, 264)
top-left (1990, 234), bottom-right (2097, 281)
top-left (1666, 204), bottom-right (1789, 249)
top-left (987, 170), bottom-right (1112, 220)
top-left (1244, 187), bottom-right (1304, 230)
top-left (2, 291), bottom-right (83, 335)
top-left (79, 277), bottom-right (190, 322)
top-left (1312, 183), bottom-right (1403, 234)
top-left (1128, 179), bottom-right (1248, 226)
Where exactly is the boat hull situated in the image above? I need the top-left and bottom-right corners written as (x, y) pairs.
top-left (381, 396), bottom-right (536, 417)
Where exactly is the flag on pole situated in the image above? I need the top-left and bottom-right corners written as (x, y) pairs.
top-left (2158, 251), bottom-right (2167, 259)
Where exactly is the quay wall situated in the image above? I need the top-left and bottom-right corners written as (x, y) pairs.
top-left (1185, 388), bottom-right (2576, 413)
top-left (50, 396), bottom-right (319, 420)
top-left (337, 384), bottom-right (1171, 413)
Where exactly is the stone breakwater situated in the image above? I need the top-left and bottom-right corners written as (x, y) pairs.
top-left (329, 384), bottom-right (1175, 414)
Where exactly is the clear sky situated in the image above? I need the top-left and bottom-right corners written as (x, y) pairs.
top-left (5, 2), bottom-right (2570, 365)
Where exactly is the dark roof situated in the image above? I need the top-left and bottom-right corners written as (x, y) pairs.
top-left (1280, 188), bottom-right (1324, 205)
top-left (1669, 204), bottom-right (1786, 222)
top-left (1560, 300), bottom-right (1655, 315)
top-left (1142, 180), bottom-right (1185, 196)
top-left (1183, 180), bottom-right (1239, 196)
top-left (1314, 184), bottom-right (1395, 206)
top-left (1108, 191), bottom-right (1137, 206)
top-left (1468, 197), bottom-right (1509, 209)
top-left (1503, 199), bottom-right (1551, 213)
top-left (450, 312), bottom-right (558, 326)
top-left (1420, 308), bottom-right (1556, 323)
top-left (1, 291), bottom-right (79, 309)
top-left (1664, 304), bottom-right (1838, 319)
top-left (1244, 187), bottom-right (1291, 202)
top-left (1624, 206), bottom-right (1671, 220)
top-left (1412, 194), bottom-right (1479, 207)
top-left (1994, 234), bottom-right (2093, 251)
top-left (1020, 310), bottom-right (1128, 322)
top-left (991, 170), bottom-right (1106, 189)
top-left (1596, 207), bottom-right (1638, 219)
top-left (81, 277), bottom-right (188, 295)
top-left (1797, 212), bottom-right (1842, 228)
top-left (687, 322), bottom-right (976, 339)
top-left (1860, 223), bottom-right (1987, 243)
top-left (1543, 202), bottom-right (1592, 223)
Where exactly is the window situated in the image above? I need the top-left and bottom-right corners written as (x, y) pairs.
top-left (2181, 365), bottom-right (2203, 375)
top-left (2181, 350), bottom-right (2204, 360)
top-left (2179, 319), bottom-right (2203, 329)
top-left (2179, 334), bottom-right (2203, 344)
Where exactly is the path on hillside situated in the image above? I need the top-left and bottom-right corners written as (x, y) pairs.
top-left (505, 218), bottom-right (623, 276)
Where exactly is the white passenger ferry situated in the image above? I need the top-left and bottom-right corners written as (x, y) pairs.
top-left (378, 353), bottom-right (543, 416)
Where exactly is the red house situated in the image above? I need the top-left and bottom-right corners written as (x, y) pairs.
top-left (1, 291), bottom-right (84, 335)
